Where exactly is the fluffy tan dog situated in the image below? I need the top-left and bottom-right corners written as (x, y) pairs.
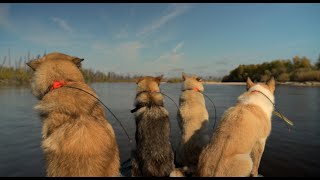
top-left (27, 52), bottom-right (120, 177)
top-left (197, 77), bottom-right (275, 177)
top-left (175, 72), bottom-right (210, 173)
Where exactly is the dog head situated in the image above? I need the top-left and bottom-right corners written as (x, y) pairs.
top-left (26, 52), bottom-right (85, 99)
top-left (135, 75), bottom-right (163, 93)
top-left (246, 77), bottom-right (275, 95)
top-left (181, 72), bottom-right (204, 92)
top-left (27, 52), bottom-right (84, 71)
top-left (244, 76), bottom-right (276, 107)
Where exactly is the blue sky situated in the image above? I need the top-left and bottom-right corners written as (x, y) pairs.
top-left (1, 3), bottom-right (320, 77)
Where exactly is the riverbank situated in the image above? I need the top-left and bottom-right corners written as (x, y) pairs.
top-left (1, 80), bottom-right (320, 87)
top-left (203, 81), bottom-right (320, 87)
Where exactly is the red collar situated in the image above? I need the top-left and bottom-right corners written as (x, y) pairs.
top-left (50, 80), bottom-right (68, 91)
top-left (183, 87), bottom-right (201, 92)
top-left (193, 87), bottom-right (200, 92)
top-left (251, 90), bottom-right (260, 94)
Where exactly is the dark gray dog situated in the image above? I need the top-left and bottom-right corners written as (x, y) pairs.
top-left (130, 75), bottom-right (175, 177)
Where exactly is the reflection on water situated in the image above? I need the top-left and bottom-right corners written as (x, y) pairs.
top-left (0, 83), bottom-right (319, 176)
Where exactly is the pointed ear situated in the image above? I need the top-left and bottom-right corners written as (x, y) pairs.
top-left (196, 77), bottom-right (202, 82)
top-left (182, 72), bottom-right (187, 81)
top-left (246, 77), bottom-right (255, 90)
top-left (267, 76), bottom-right (275, 92)
top-left (155, 74), bottom-right (163, 84)
top-left (72, 58), bottom-right (84, 68)
top-left (136, 77), bottom-right (144, 84)
top-left (26, 60), bottom-right (41, 71)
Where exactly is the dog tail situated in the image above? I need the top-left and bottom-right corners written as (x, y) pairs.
top-left (196, 131), bottom-right (230, 176)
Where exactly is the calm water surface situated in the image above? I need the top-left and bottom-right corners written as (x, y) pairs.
top-left (0, 83), bottom-right (319, 177)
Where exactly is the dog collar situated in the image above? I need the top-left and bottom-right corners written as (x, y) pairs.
top-left (182, 87), bottom-right (202, 92)
top-left (250, 90), bottom-right (262, 94)
top-left (50, 80), bottom-right (68, 91)
top-left (131, 90), bottom-right (162, 113)
top-left (41, 80), bottom-right (70, 99)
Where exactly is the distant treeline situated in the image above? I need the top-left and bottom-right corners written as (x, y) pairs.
top-left (0, 51), bottom-right (221, 85)
top-left (3, 52), bottom-right (318, 85)
top-left (222, 55), bottom-right (320, 82)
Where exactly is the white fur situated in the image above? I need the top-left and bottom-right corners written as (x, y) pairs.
top-left (238, 84), bottom-right (275, 119)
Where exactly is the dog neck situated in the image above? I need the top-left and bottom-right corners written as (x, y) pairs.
top-left (42, 80), bottom-right (71, 98)
top-left (135, 90), bottom-right (160, 97)
top-left (238, 84), bottom-right (275, 119)
top-left (131, 90), bottom-right (163, 113)
top-left (182, 87), bottom-right (202, 93)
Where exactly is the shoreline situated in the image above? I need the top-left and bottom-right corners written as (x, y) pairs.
top-left (203, 81), bottom-right (320, 87)
top-left (1, 80), bottom-right (320, 87)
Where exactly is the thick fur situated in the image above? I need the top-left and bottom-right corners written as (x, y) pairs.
top-left (197, 77), bottom-right (275, 177)
top-left (27, 52), bottom-right (120, 177)
top-left (131, 76), bottom-right (175, 177)
top-left (175, 72), bottom-right (209, 172)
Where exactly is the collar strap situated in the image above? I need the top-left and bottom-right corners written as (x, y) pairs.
top-left (183, 87), bottom-right (202, 92)
top-left (131, 90), bottom-right (162, 113)
top-left (250, 90), bottom-right (275, 106)
top-left (131, 106), bottom-right (141, 113)
top-left (136, 90), bottom-right (160, 97)
top-left (251, 90), bottom-right (260, 94)
top-left (50, 80), bottom-right (68, 91)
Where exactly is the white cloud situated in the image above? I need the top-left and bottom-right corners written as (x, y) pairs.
top-left (173, 41), bottom-right (184, 53)
top-left (51, 17), bottom-right (73, 33)
top-left (155, 41), bottom-right (185, 63)
top-left (114, 41), bottom-right (143, 61)
top-left (90, 41), bottom-right (144, 72)
top-left (137, 3), bottom-right (192, 37)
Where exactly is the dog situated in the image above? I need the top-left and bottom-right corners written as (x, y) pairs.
top-left (27, 52), bottom-right (120, 177)
top-left (196, 77), bottom-right (275, 177)
top-left (131, 75), bottom-right (175, 177)
top-left (175, 72), bottom-right (210, 174)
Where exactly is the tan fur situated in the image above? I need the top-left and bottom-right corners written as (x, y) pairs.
top-left (197, 77), bottom-right (276, 177)
top-left (27, 52), bottom-right (120, 177)
top-left (176, 72), bottom-right (209, 172)
top-left (169, 166), bottom-right (190, 177)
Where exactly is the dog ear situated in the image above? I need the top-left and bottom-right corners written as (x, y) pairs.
top-left (182, 72), bottom-right (187, 81)
top-left (72, 58), bottom-right (84, 68)
top-left (196, 77), bottom-right (202, 82)
top-left (155, 75), bottom-right (163, 84)
top-left (26, 60), bottom-right (41, 71)
top-left (136, 77), bottom-right (144, 84)
top-left (246, 77), bottom-right (255, 90)
top-left (267, 76), bottom-right (275, 92)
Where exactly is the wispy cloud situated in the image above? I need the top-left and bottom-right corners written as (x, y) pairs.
top-left (0, 3), bottom-right (11, 28)
top-left (137, 3), bottom-right (192, 37)
top-left (90, 41), bottom-right (144, 72)
top-left (173, 41), bottom-right (184, 53)
top-left (51, 17), bottom-right (73, 33)
top-left (155, 41), bottom-right (185, 63)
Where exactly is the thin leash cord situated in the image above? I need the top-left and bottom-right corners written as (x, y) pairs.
top-left (201, 92), bottom-right (217, 131)
top-left (159, 92), bottom-right (180, 111)
top-left (63, 86), bottom-right (133, 143)
top-left (254, 90), bottom-right (291, 131)
top-left (161, 91), bottom-right (218, 133)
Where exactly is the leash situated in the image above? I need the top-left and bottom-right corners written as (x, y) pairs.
top-left (183, 87), bottom-right (218, 131)
top-left (130, 90), bottom-right (180, 113)
top-left (251, 90), bottom-right (294, 130)
top-left (200, 92), bottom-right (217, 131)
top-left (62, 85), bottom-right (133, 143)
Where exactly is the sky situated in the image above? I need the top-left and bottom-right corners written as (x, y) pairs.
top-left (1, 3), bottom-right (320, 77)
